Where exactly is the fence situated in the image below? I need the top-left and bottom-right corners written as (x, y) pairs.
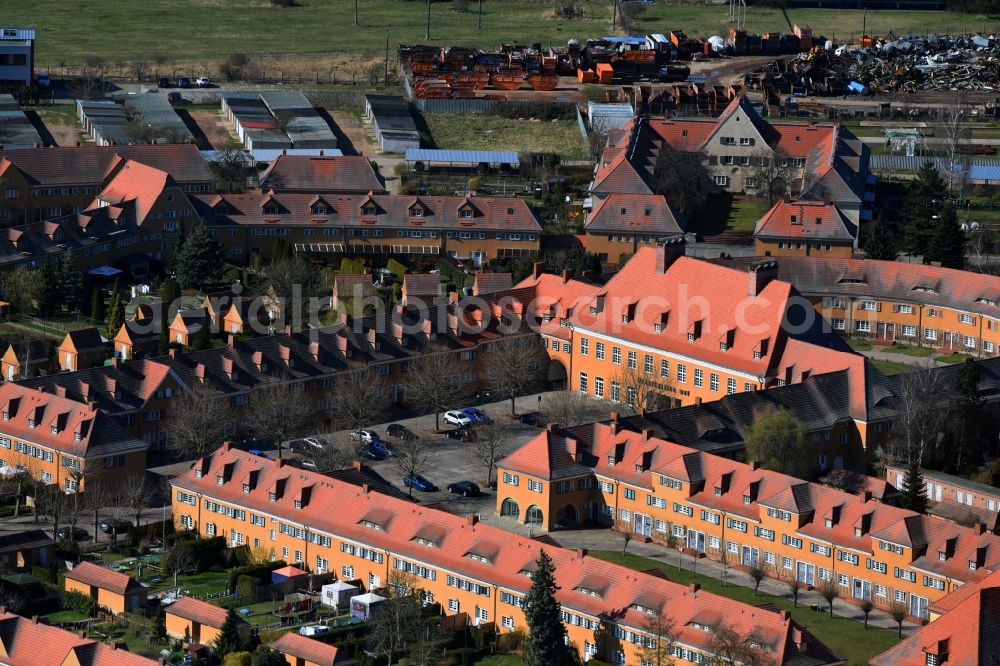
top-left (10, 312), bottom-right (101, 338)
top-left (412, 97), bottom-right (576, 115)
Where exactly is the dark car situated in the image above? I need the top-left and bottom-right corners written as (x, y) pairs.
top-left (288, 440), bottom-right (309, 454)
top-left (99, 518), bottom-right (133, 535)
top-left (462, 407), bottom-right (489, 424)
top-left (403, 474), bottom-right (437, 492)
top-left (157, 76), bottom-right (170, 88)
top-left (177, 76), bottom-right (191, 88)
top-left (355, 444), bottom-right (387, 461)
top-left (167, 91), bottom-right (183, 105)
top-left (446, 426), bottom-right (478, 442)
top-left (56, 526), bottom-right (88, 541)
top-left (371, 439), bottom-right (396, 457)
top-left (518, 411), bottom-right (543, 426)
top-left (387, 423), bottom-right (417, 441)
top-left (447, 481), bottom-right (480, 497)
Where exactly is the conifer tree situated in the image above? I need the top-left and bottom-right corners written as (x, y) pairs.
top-left (899, 462), bottom-right (928, 514)
top-left (173, 222), bottom-right (224, 289)
top-left (57, 249), bottom-right (83, 312)
top-left (861, 220), bottom-right (897, 261)
top-left (106, 290), bottom-right (125, 341)
top-left (902, 161), bottom-right (948, 258)
top-left (954, 359), bottom-right (984, 470)
top-left (925, 204), bottom-right (965, 269)
top-left (38, 261), bottom-right (58, 314)
top-left (158, 316), bottom-right (170, 355)
top-left (90, 285), bottom-right (106, 323)
top-left (524, 549), bottom-right (569, 666)
top-left (213, 608), bottom-right (245, 657)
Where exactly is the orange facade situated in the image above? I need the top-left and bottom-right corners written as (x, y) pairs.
top-left (756, 239), bottom-right (854, 258)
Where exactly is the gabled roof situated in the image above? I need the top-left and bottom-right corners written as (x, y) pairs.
top-left (754, 199), bottom-right (857, 244)
top-left (586, 194), bottom-right (686, 236)
top-left (62, 327), bottom-right (105, 352)
top-left (259, 155), bottom-right (387, 194)
top-left (499, 428), bottom-right (592, 481)
top-left (402, 274), bottom-right (443, 298)
top-left (0, 529), bottom-right (55, 554)
top-left (166, 596), bottom-right (232, 629)
top-left (0, 145), bottom-right (212, 186)
top-left (65, 561), bottom-right (143, 596)
top-left (0, 611), bottom-right (156, 666)
top-left (473, 272), bottom-right (512, 296)
top-left (271, 632), bottom-right (342, 665)
top-left (95, 160), bottom-right (181, 225)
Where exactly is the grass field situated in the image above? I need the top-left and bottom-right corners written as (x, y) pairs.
top-left (872, 358), bottom-right (912, 375)
top-left (689, 194), bottom-right (772, 235)
top-left (420, 111), bottom-right (587, 158)
top-left (12, 1), bottom-right (997, 66)
top-left (590, 550), bottom-right (902, 666)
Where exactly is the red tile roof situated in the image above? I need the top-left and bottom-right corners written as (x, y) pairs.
top-left (473, 272), bottom-right (513, 295)
top-left (94, 160), bottom-right (177, 225)
top-left (259, 155), bottom-right (387, 194)
top-left (402, 274), bottom-right (443, 298)
top-left (271, 632), bottom-right (342, 665)
top-left (586, 194), bottom-right (686, 236)
top-left (754, 199), bottom-right (856, 243)
top-left (0, 611), bottom-right (156, 665)
top-left (64, 562), bottom-right (142, 596)
top-left (166, 596), bottom-right (231, 629)
top-left (332, 274), bottom-right (374, 300)
top-left (871, 569), bottom-right (1000, 665)
top-left (175, 446), bottom-right (832, 664)
top-left (0, 145), bottom-right (212, 186)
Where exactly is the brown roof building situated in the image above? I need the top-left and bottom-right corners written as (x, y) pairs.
top-left (259, 155), bottom-right (387, 194)
top-left (271, 632), bottom-right (352, 666)
top-left (64, 562), bottom-right (146, 615)
top-left (0, 610), bottom-right (157, 665)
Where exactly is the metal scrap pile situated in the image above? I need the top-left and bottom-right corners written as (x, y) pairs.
top-left (744, 33), bottom-right (1000, 97)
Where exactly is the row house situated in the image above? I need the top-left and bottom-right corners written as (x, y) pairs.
top-left (19, 297), bottom-right (542, 449)
top-left (0, 382), bottom-right (148, 493)
top-left (0, 608), bottom-right (157, 666)
top-left (590, 97), bottom-right (873, 224)
top-left (886, 464), bottom-right (1000, 534)
top-left (0, 144), bottom-right (212, 226)
top-left (583, 194), bottom-right (686, 265)
top-left (57, 326), bottom-right (107, 372)
top-left (191, 191), bottom-right (542, 268)
top-left (517, 239), bottom-right (867, 410)
top-left (497, 422), bottom-right (1000, 622)
top-left (753, 199), bottom-right (858, 259)
top-left (114, 302), bottom-right (170, 360)
top-left (722, 255), bottom-right (1000, 355)
top-left (1, 338), bottom-right (51, 380)
top-left (0, 159), bottom-right (198, 272)
top-left (258, 154), bottom-right (387, 195)
top-left (172, 444), bottom-right (841, 666)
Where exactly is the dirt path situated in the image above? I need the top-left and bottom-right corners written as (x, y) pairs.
top-left (187, 109), bottom-right (240, 150)
top-left (327, 109), bottom-right (368, 156)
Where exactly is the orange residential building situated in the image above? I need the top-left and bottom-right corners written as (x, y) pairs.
top-left (221, 298), bottom-right (272, 336)
top-left (0, 382), bottom-right (148, 492)
top-left (869, 568), bottom-right (1000, 665)
top-left (271, 632), bottom-right (352, 666)
top-left (57, 327), bottom-right (106, 372)
top-left (0, 609), bottom-right (157, 665)
top-left (1, 339), bottom-right (50, 380)
top-left (64, 561), bottom-right (146, 614)
top-left (165, 596), bottom-right (238, 644)
top-left (517, 239), bottom-right (862, 409)
top-left (754, 199), bottom-right (857, 258)
top-left (171, 444), bottom-right (841, 666)
top-left (114, 316), bottom-right (163, 361)
top-left (401, 273), bottom-right (443, 306)
top-left (717, 255), bottom-right (1000, 354)
top-left (497, 422), bottom-right (1000, 621)
top-left (583, 193), bottom-right (686, 264)
top-left (169, 308), bottom-right (208, 347)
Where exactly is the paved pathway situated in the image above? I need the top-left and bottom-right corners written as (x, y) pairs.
top-left (550, 527), bottom-right (920, 637)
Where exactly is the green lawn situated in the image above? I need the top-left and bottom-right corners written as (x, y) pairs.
top-left (590, 550), bottom-right (901, 666)
top-left (420, 112), bottom-right (586, 159)
top-left (43, 609), bottom-right (90, 624)
top-left (847, 338), bottom-right (873, 351)
top-left (14, 1), bottom-right (994, 66)
top-left (937, 352), bottom-right (975, 364)
top-left (872, 358), bottom-right (912, 375)
top-left (880, 342), bottom-right (935, 357)
top-left (475, 656), bottom-right (525, 666)
top-left (690, 195), bottom-right (772, 235)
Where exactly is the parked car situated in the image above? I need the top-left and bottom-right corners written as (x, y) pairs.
top-left (176, 77), bottom-right (191, 88)
top-left (403, 474), bottom-right (437, 492)
top-left (387, 423), bottom-right (417, 441)
top-left (167, 91), bottom-right (183, 105)
top-left (157, 76), bottom-right (170, 88)
top-left (288, 440), bottom-right (309, 454)
top-left (350, 429), bottom-right (379, 444)
top-left (36, 72), bottom-right (50, 88)
top-left (462, 407), bottom-right (488, 424)
top-left (446, 427), bottom-right (478, 442)
top-left (298, 458), bottom-right (318, 470)
top-left (99, 518), bottom-right (133, 535)
top-left (355, 444), bottom-right (387, 461)
top-left (443, 410), bottom-right (472, 426)
top-left (370, 439), bottom-right (396, 457)
top-left (518, 411), bottom-right (543, 426)
top-left (195, 76), bottom-right (211, 87)
top-left (447, 481), bottom-right (480, 497)
top-left (56, 526), bottom-right (88, 541)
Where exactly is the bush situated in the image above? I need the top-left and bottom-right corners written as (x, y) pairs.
top-left (165, 530), bottom-right (196, 548)
top-left (64, 590), bottom-right (96, 617)
top-left (223, 652), bottom-right (252, 666)
top-left (189, 536), bottom-right (227, 571)
top-left (386, 259), bottom-right (408, 279)
top-left (236, 575), bottom-right (257, 603)
top-left (497, 627), bottom-right (526, 653)
top-left (227, 560), bottom-right (287, 594)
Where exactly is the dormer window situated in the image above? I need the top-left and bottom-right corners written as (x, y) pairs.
top-left (50, 425), bottom-right (57, 434)
top-left (268, 492), bottom-right (276, 502)
top-left (753, 350), bottom-right (761, 359)
top-left (938, 551), bottom-right (947, 561)
top-left (825, 518), bottom-right (833, 528)
top-left (363, 205), bottom-right (376, 216)
top-left (714, 487), bottom-right (722, 496)
top-left (654, 323), bottom-right (662, 332)
top-left (243, 484), bottom-right (250, 494)
top-left (970, 560), bottom-right (978, 570)
top-left (312, 205), bottom-right (327, 215)
top-left (410, 207), bottom-right (423, 217)
top-left (742, 494), bottom-right (751, 504)
top-left (195, 469), bottom-right (203, 479)
top-left (644, 207), bottom-right (651, 216)
top-left (216, 474), bottom-right (224, 485)
top-left (264, 205), bottom-right (278, 215)
top-left (459, 209), bottom-right (472, 219)
top-left (791, 215), bottom-right (799, 225)
top-left (620, 207), bottom-right (627, 215)
top-left (294, 499), bottom-right (302, 509)
top-left (854, 527), bottom-right (862, 537)
top-left (719, 342), bottom-right (728, 351)
top-left (74, 432), bottom-right (82, 441)
top-left (27, 419), bottom-right (35, 429)
top-left (2, 411), bottom-right (8, 421)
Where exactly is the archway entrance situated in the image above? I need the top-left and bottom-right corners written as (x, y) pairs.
top-left (525, 505), bottom-right (544, 526)
top-left (547, 359), bottom-right (567, 390)
top-left (556, 504), bottom-right (579, 527)
top-left (500, 498), bottom-right (520, 519)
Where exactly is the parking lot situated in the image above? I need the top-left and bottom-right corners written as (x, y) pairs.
top-left (288, 393), bottom-right (560, 529)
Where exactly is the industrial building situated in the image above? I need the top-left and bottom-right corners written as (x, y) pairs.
top-left (364, 94), bottom-right (420, 153)
top-left (0, 27), bottom-right (34, 88)
top-left (221, 91), bottom-right (337, 151)
top-left (0, 94), bottom-right (42, 149)
top-left (77, 94), bottom-right (193, 146)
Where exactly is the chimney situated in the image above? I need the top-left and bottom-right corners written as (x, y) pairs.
top-left (221, 441), bottom-right (232, 451)
top-left (277, 458), bottom-right (286, 467)
top-left (561, 269), bottom-right (571, 284)
top-left (749, 460), bottom-right (761, 471)
top-left (279, 344), bottom-right (291, 363)
top-left (748, 260), bottom-right (779, 297)
top-left (467, 514), bottom-right (479, 526)
top-left (284, 324), bottom-right (292, 335)
top-left (546, 422), bottom-right (560, 432)
top-left (781, 610), bottom-right (791, 624)
top-left (227, 335), bottom-right (235, 348)
top-left (168, 348), bottom-right (178, 358)
top-left (532, 261), bottom-right (545, 279)
top-left (688, 583), bottom-right (700, 594)
top-left (976, 522), bottom-right (987, 535)
top-left (448, 312), bottom-right (459, 334)
top-left (31, 616), bottom-right (38, 624)
top-left (309, 341), bottom-right (320, 361)
top-left (336, 335), bottom-right (348, 355)
top-left (567, 437), bottom-right (580, 462)
top-left (252, 350), bottom-right (264, 370)
top-left (352, 460), bottom-right (364, 471)
top-left (861, 490), bottom-right (872, 504)
top-left (577, 548), bottom-right (587, 559)
top-left (222, 357), bottom-right (234, 378)
top-left (366, 328), bottom-right (377, 347)
top-left (422, 318), bottom-right (433, 337)
top-left (111, 357), bottom-right (120, 369)
top-left (641, 428), bottom-right (652, 442)
top-left (195, 363), bottom-right (206, 382)
top-left (391, 321), bottom-right (404, 343)
top-left (362, 483), bottom-right (370, 495)
top-left (655, 235), bottom-right (686, 274)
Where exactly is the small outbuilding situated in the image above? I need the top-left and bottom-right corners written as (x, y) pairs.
top-left (320, 580), bottom-right (359, 610)
top-left (349, 592), bottom-right (385, 620)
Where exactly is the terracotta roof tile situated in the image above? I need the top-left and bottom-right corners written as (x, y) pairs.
top-left (586, 194), bottom-right (686, 236)
top-left (166, 596), bottom-right (231, 629)
top-left (64, 561), bottom-right (142, 596)
top-left (0, 611), bottom-right (156, 665)
top-left (259, 155), bottom-right (387, 193)
top-left (271, 632), bottom-right (341, 665)
top-left (753, 199), bottom-right (857, 243)
top-left (0, 144), bottom-right (211, 186)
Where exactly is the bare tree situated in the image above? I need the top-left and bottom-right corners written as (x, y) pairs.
top-left (309, 433), bottom-right (356, 471)
top-left (164, 539), bottom-right (197, 591)
top-left (366, 570), bottom-right (426, 666)
top-left (785, 571), bottom-right (804, 607)
top-left (486, 336), bottom-right (545, 416)
top-left (934, 97), bottom-right (973, 199)
top-left (707, 623), bottom-right (770, 666)
top-left (330, 367), bottom-right (386, 441)
top-left (748, 558), bottom-right (768, 595)
top-left (394, 438), bottom-right (432, 499)
top-left (118, 472), bottom-right (152, 530)
top-left (167, 384), bottom-right (236, 460)
top-left (639, 607), bottom-right (677, 666)
top-left (747, 148), bottom-right (797, 206)
top-left (470, 420), bottom-right (511, 489)
top-left (403, 344), bottom-right (467, 431)
top-left (85, 482), bottom-right (111, 547)
top-left (888, 599), bottom-right (908, 638)
top-left (860, 598), bottom-right (874, 629)
top-left (816, 577), bottom-right (839, 618)
top-left (892, 365), bottom-right (949, 467)
top-left (612, 364), bottom-right (672, 415)
top-left (542, 390), bottom-right (611, 427)
top-left (247, 382), bottom-right (312, 460)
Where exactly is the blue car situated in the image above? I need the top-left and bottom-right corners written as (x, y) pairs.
top-left (463, 407), bottom-right (488, 424)
top-left (403, 474), bottom-right (438, 492)
top-left (371, 439), bottom-right (396, 457)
